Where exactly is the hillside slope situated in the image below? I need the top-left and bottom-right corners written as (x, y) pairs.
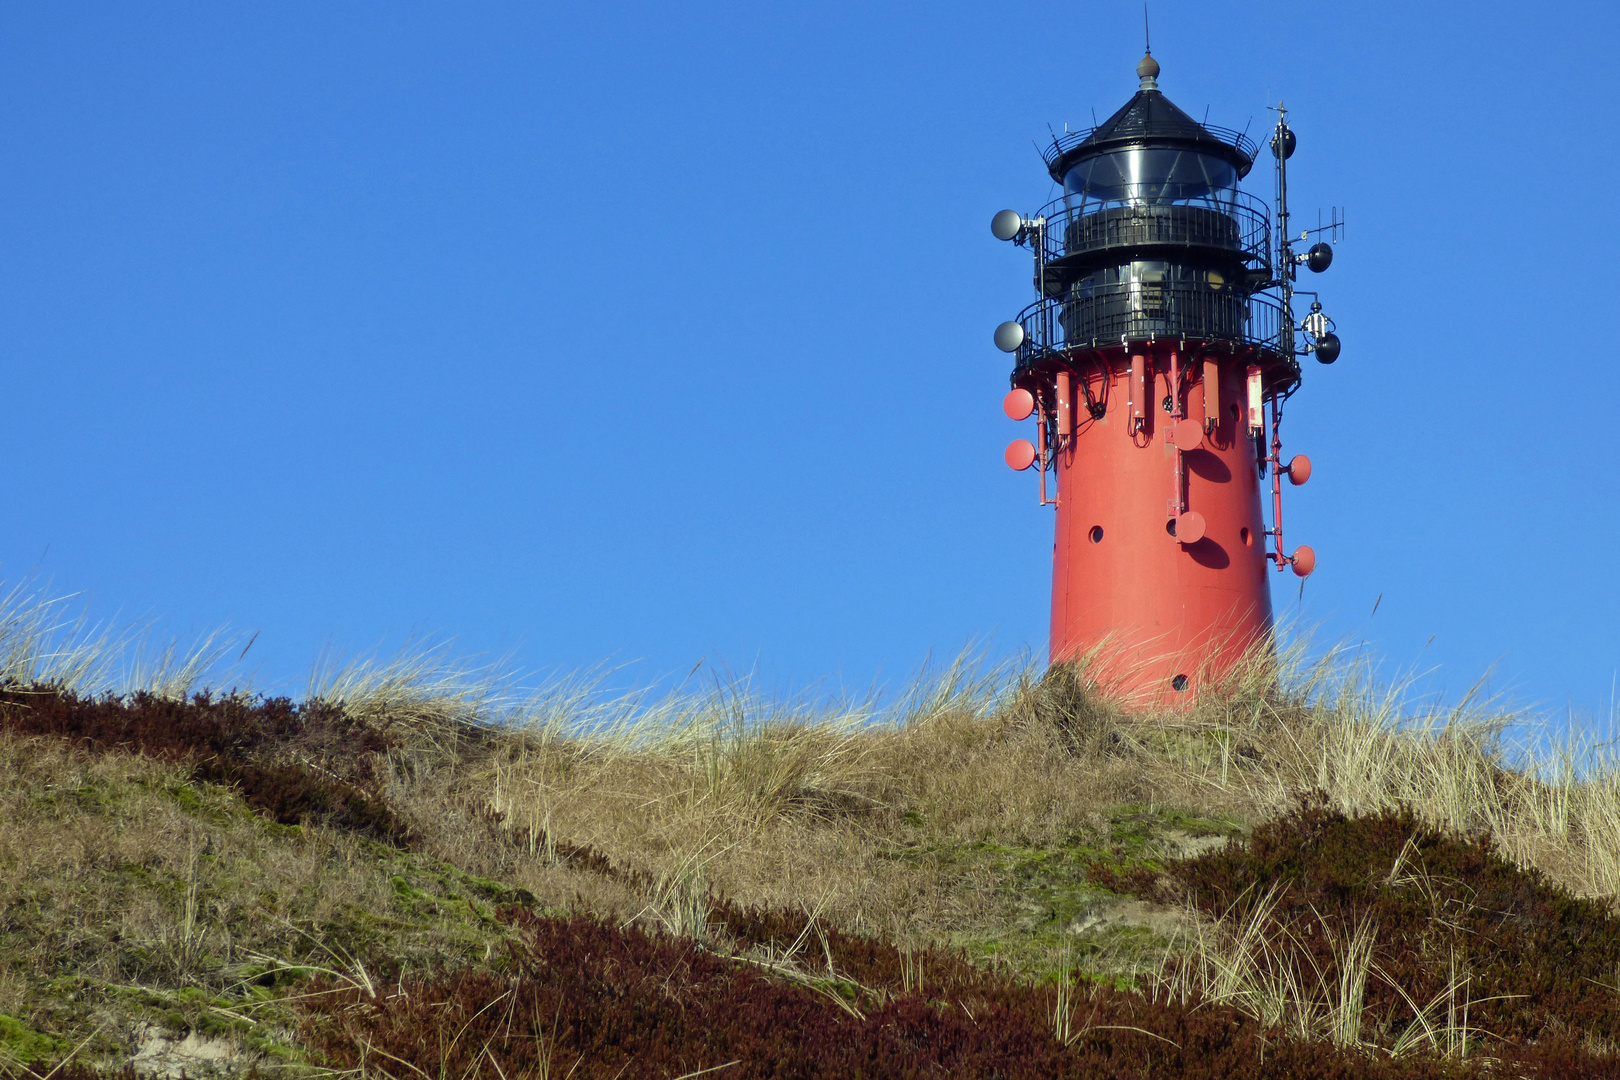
top-left (2, 651), bottom-right (1619, 1077)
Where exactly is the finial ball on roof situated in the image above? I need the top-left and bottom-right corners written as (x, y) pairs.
top-left (1136, 53), bottom-right (1160, 80)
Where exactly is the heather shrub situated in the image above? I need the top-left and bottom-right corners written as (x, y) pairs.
top-left (298, 908), bottom-right (1476, 1080)
top-left (1096, 798), bottom-right (1620, 1064)
top-left (0, 688), bottom-right (410, 842)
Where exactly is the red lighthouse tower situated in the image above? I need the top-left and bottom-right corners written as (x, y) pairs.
top-left (992, 53), bottom-right (1341, 704)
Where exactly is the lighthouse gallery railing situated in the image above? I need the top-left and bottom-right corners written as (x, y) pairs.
top-left (1009, 288), bottom-right (1289, 373)
top-left (1032, 190), bottom-right (1273, 272)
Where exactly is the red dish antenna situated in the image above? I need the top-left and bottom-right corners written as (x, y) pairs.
top-left (1291, 545), bottom-right (1317, 577)
top-left (1287, 455), bottom-right (1312, 486)
top-left (1003, 388), bottom-right (1035, 421)
top-left (1004, 439), bottom-right (1037, 471)
top-left (1174, 511), bottom-right (1206, 544)
top-left (1174, 418), bottom-right (1204, 451)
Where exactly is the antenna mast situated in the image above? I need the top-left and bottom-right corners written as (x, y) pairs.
top-left (1274, 103), bottom-right (1294, 380)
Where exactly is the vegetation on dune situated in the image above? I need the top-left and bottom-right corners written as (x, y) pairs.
top-left (301, 906), bottom-right (1480, 1080)
top-left (1103, 800), bottom-right (1620, 1063)
top-left (1, 587), bottom-right (1619, 1075)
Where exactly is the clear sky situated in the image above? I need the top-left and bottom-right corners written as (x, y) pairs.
top-left (0, 2), bottom-right (1615, 721)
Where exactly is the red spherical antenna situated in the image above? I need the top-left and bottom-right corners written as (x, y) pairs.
top-left (1004, 439), bottom-right (1037, 471)
top-left (1003, 388), bottom-right (1035, 421)
top-left (1287, 455), bottom-right (1312, 486)
top-left (1291, 545), bottom-right (1316, 577)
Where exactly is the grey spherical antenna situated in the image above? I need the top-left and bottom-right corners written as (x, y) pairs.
top-left (994, 321), bottom-right (1026, 353)
top-left (990, 210), bottom-right (1023, 241)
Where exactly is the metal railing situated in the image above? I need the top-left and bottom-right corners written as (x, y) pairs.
top-left (1042, 124), bottom-right (1259, 177)
top-left (1010, 286), bottom-right (1289, 370)
top-left (1033, 191), bottom-right (1271, 270)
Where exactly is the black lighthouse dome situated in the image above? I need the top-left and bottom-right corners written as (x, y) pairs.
top-left (1046, 54), bottom-right (1256, 203)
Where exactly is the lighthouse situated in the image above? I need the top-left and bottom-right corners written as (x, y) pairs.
top-left (992, 52), bottom-right (1341, 704)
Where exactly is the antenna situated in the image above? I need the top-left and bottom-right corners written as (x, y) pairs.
top-left (1143, 4), bottom-right (1151, 54)
top-left (1304, 206), bottom-right (1346, 244)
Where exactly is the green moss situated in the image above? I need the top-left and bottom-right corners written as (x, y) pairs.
top-left (165, 781), bottom-right (205, 815)
top-left (241, 1026), bottom-right (303, 1061)
top-left (0, 1013), bottom-right (70, 1065)
top-left (193, 1010), bottom-right (244, 1038)
top-left (889, 803), bottom-right (1244, 984)
top-left (390, 875), bottom-right (427, 901)
top-left (32, 780), bottom-right (124, 818)
top-left (430, 868), bottom-right (537, 908)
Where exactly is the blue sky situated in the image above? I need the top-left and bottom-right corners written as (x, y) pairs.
top-left (0, 2), bottom-right (1615, 721)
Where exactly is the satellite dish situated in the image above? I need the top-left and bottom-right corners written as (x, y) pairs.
top-left (1173, 418), bottom-right (1204, 452)
top-left (994, 321), bottom-right (1026, 353)
top-left (1173, 511), bottom-right (1207, 545)
top-left (1004, 439), bottom-right (1037, 471)
top-left (1314, 332), bottom-right (1341, 365)
top-left (1305, 242), bottom-right (1333, 272)
top-left (1271, 128), bottom-right (1296, 160)
top-left (1291, 545), bottom-right (1317, 577)
top-left (1287, 454), bottom-right (1312, 486)
top-left (990, 210), bottom-right (1023, 241)
top-left (1003, 388), bottom-right (1035, 421)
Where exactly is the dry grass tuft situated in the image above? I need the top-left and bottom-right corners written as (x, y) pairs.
top-left (0, 581), bottom-right (246, 701)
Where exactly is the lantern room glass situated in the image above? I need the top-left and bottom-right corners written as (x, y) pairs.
top-left (1063, 148), bottom-right (1238, 205)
